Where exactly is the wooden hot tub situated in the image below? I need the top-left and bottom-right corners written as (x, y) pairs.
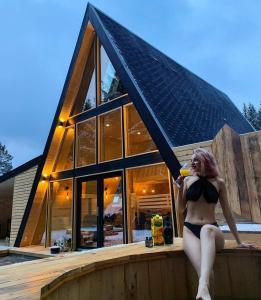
top-left (40, 239), bottom-right (261, 300)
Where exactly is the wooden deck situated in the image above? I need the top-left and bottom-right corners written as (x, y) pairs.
top-left (0, 239), bottom-right (260, 299)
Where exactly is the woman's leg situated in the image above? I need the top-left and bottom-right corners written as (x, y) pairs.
top-left (196, 225), bottom-right (224, 299)
top-left (183, 226), bottom-right (201, 277)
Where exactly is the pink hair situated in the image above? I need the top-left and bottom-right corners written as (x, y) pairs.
top-left (192, 148), bottom-right (219, 178)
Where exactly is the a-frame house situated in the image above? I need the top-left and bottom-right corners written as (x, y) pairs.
top-left (1, 4), bottom-right (253, 249)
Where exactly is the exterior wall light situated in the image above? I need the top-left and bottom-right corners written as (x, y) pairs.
top-left (41, 174), bottom-right (49, 182)
top-left (58, 120), bottom-right (65, 128)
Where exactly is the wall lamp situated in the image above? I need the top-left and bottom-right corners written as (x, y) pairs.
top-left (58, 120), bottom-right (65, 128)
top-left (41, 174), bottom-right (49, 182)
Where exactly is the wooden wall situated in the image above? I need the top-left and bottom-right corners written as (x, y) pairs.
top-left (9, 166), bottom-right (38, 246)
top-left (212, 126), bottom-right (261, 223)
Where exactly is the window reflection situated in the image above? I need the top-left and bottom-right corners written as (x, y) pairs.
top-left (54, 127), bottom-right (74, 172)
top-left (99, 109), bottom-right (122, 162)
top-left (71, 39), bottom-right (96, 115)
top-left (76, 118), bottom-right (96, 167)
top-left (100, 45), bottom-right (126, 104)
top-left (103, 176), bottom-right (123, 247)
top-left (127, 164), bottom-right (172, 243)
top-left (80, 180), bottom-right (97, 248)
top-left (125, 104), bottom-right (157, 156)
top-left (49, 180), bottom-right (73, 247)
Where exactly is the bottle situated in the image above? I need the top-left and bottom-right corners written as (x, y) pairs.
top-left (145, 236), bottom-right (153, 248)
top-left (151, 214), bottom-right (164, 246)
top-left (163, 217), bottom-right (173, 244)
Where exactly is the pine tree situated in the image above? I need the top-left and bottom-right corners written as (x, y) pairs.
top-left (242, 102), bottom-right (260, 130)
top-left (0, 142), bottom-right (13, 175)
top-left (257, 105), bottom-right (261, 130)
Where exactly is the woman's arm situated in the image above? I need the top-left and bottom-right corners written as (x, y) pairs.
top-left (175, 176), bottom-right (188, 236)
top-left (218, 179), bottom-right (241, 244)
top-left (219, 179), bottom-right (258, 249)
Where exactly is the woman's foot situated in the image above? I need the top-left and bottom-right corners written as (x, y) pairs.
top-left (196, 280), bottom-right (211, 300)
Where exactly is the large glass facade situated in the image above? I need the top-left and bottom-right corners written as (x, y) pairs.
top-left (100, 45), bottom-right (126, 104)
top-left (54, 127), bottom-right (74, 172)
top-left (99, 108), bottom-right (122, 162)
top-left (126, 164), bottom-right (172, 243)
top-left (124, 104), bottom-right (157, 156)
top-left (76, 118), bottom-right (96, 167)
top-left (48, 179), bottom-right (73, 247)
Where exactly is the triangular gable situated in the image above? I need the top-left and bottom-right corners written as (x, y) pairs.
top-left (15, 3), bottom-right (182, 246)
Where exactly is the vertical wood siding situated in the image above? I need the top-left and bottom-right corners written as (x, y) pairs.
top-left (9, 166), bottom-right (38, 246)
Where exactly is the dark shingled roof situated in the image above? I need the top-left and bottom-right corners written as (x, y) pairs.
top-left (93, 7), bottom-right (254, 147)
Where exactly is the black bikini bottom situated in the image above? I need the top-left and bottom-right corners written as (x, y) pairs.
top-left (184, 221), bottom-right (219, 239)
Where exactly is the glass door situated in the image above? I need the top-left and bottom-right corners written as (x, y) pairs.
top-left (78, 179), bottom-right (98, 248)
top-left (77, 172), bottom-right (124, 249)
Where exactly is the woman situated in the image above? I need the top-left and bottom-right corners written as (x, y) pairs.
top-left (176, 148), bottom-right (257, 300)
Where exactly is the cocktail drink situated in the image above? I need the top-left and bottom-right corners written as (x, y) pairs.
top-left (180, 163), bottom-right (190, 177)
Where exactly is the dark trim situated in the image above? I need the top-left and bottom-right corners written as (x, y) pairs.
top-left (122, 168), bottom-right (128, 243)
top-left (89, 6), bottom-right (181, 179)
top-left (51, 152), bottom-right (163, 181)
top-left (0, 155), bottom-right (42, 184)
top-left (168, 173), bottom-right (178, 237)
top-left (67, 95), bottom-right (130, 126)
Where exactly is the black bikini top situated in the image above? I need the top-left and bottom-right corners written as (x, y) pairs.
top-left (186, 176), bottom-right (219, 204)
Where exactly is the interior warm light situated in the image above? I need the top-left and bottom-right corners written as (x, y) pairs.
top-left (65, 186), bottom-right (69, 200)
top-left (137, 131), bottom-right (141, 135)
top-left (151, 189), bottom-right (155, 193)
top-left (105, 123), bottom-right (110, 127)
top-left (142, 189), bottom-right (146, 194)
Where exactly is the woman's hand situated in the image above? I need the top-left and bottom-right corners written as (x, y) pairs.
top-left (175, 175), bottom-right (184, 189)
top-left (236, 242), bottom-right (259, 249)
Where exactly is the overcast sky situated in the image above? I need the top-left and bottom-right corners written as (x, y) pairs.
top-left (0, 0), bottom-right (260, 168)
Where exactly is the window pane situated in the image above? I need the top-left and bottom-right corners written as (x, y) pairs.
top-left (54, 127), bottom-right (74, 172)
top-left (103, 176), bottom-right (123, 247)
top-left (83, 70), bottom-right (96, 111)
top-left (71, 40), bottom-right (96, 115)
top-left (76, 118), bottom-right (96, 167)
top-left (99, 109), bottom-right (122, 162)
top-left (100, 45), bottom-right (127, 104)
top-left (126, 164), bottom-right (172, 243)
top-left (49, 180), bottom-right (73, 247)
top-left (80, 180), bottom-right (97, 248)
top-left (125, 104), bottom-right (157, 156)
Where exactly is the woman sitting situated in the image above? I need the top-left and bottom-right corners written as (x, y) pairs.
top-left (176, 148), bottom-right (257, 300)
